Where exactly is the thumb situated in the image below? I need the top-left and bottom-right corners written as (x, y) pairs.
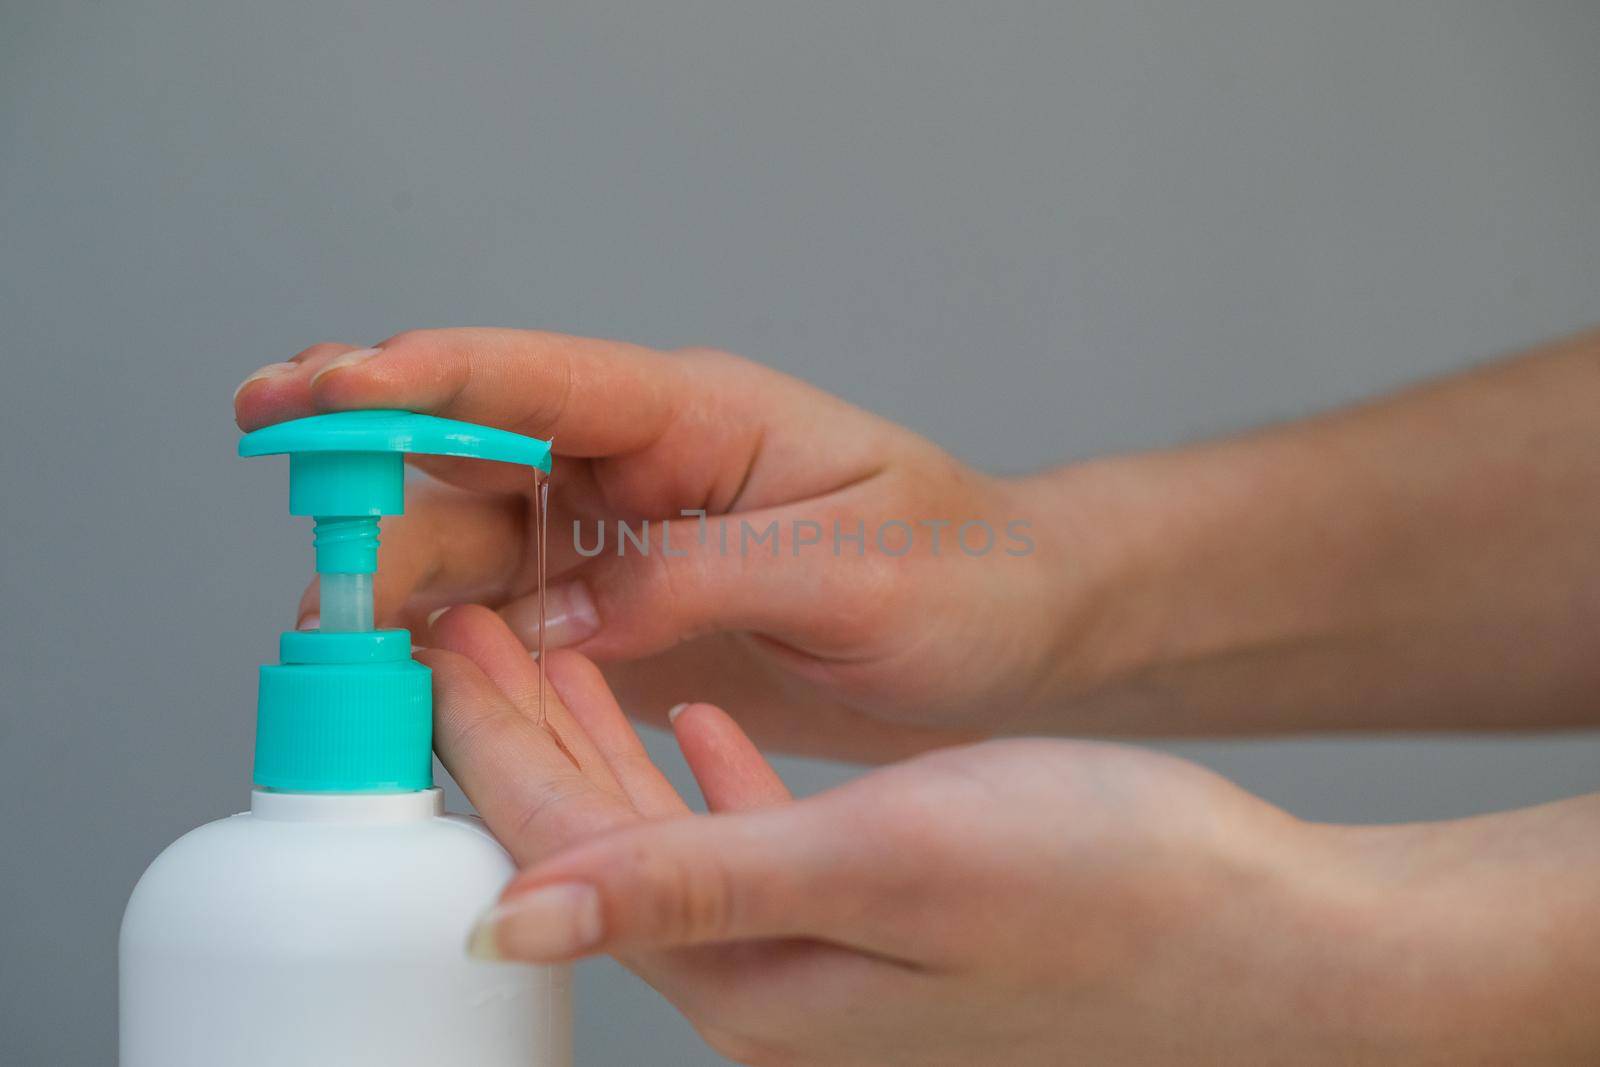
top-left (467, 799), bottom-right (898, 963)
top-left (499, 508), bottom-right (890, 660)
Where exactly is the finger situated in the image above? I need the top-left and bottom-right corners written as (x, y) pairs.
top-left (241, 330), bottom-right (898, 515)
top-left (419, 644), bottom-right (634, 866)
top-left (544, 652), bottom-right (688, 819)
top-left (668, 702), bottom-right (791, 812)
top-left (234, 342), bottom-right (367, 431)
top-left (477, 798), bottom-right (912, 961)
top-left (300, 328), bottom-right (686, 458)
top-left (295, 578), bottom-right (319, 631)
top-left (496, 504), bottom-right (895, 663)
top-left (428, 605), bottom-right (623, 799)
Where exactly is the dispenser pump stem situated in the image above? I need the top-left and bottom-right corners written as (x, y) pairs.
top-left (319, 571), bottom-right (374, 632)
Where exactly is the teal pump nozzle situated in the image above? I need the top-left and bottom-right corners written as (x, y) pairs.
top-left (239, 410), bottom-right (552, 792)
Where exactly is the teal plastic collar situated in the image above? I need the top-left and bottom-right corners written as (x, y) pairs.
top-left (255, 630), bottom-right (432, 792)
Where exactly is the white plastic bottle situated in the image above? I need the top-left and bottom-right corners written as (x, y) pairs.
top-left (120, 411), bottom-right (567, 1064)
top-left (120, 790), bottom-right (570, 1066)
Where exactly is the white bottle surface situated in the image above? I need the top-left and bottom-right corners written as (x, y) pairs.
top-left (120, 789), bottom-right (570, 1066)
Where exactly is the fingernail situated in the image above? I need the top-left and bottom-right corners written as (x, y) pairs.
top-left (426, 605), bottom-right (453, 628)
top-left (466, 883), bottom-right (603, 963)
top-left (232, 362), bottom-right (296, 403)
top-left (310, 346), bottom-right (383, 387)
top-left (505, 582), bottom-right (599, 650)
top-left (667, 702), bottom-right (690, 724)
top-left (297, 613), bottom-right (320, 631)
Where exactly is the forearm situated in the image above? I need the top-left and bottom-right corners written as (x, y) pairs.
top-left (1026, 327), bottom-right (1600, 734)
top-left (1320, 792), bottom-right (1600, 1061)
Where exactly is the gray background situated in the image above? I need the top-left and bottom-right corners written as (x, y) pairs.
top-left (3, 1), bottom-right (1598, 1063)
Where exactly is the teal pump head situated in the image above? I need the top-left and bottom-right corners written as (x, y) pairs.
top-left (239, 410), bottom-right (552, 792)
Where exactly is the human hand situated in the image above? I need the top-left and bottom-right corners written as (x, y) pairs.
top-left (462, 728), bottom-right (1325, 1065)
top-left (241, 327), bottom-right (1600, 744)
top-left (236, 330), bottom-right (1101, 761)
top-left (430, 605), bottom-right (1599, 1065)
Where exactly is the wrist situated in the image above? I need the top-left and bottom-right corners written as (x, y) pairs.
top-left (985, 466), bottom-right (1142, 726)
top-left (997, 451), bottom-right (1248, 731)
top-left (1012, 429), bottom-right (1396, 734)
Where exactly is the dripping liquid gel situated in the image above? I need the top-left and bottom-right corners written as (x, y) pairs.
top-left (531, 470), bottom-right (578, 768)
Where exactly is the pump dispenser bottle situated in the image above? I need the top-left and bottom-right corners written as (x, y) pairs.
top-left (120, 411), bottom-right (568, 1066)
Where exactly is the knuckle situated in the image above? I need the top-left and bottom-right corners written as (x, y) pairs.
top-left (379, 328), bottom-right (429, 349)
top-left (673, 859), bottom-right (734, 943)
top-left (627, 843), bottom-right (734, 943)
